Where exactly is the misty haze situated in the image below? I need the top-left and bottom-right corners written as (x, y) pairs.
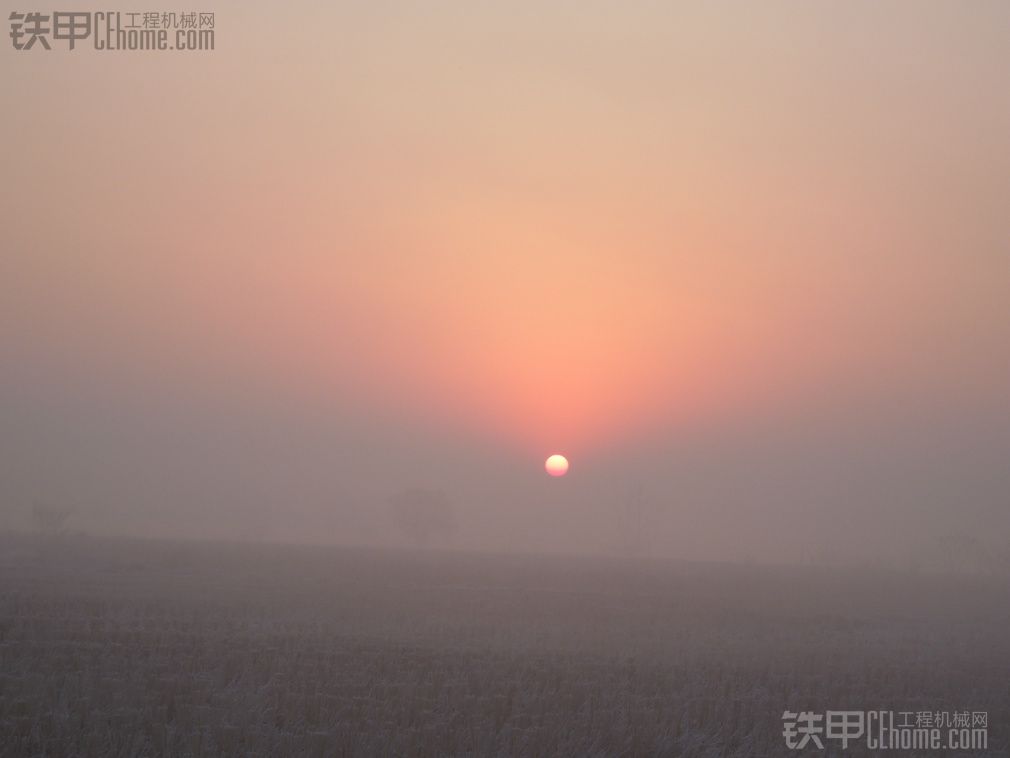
top-left (2, 1), bottom-right (1009, 756)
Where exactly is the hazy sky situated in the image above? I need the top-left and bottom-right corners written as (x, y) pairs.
top-left (2, 2), bottom-right (1008, 561)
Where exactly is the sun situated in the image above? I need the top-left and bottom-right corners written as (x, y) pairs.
top-left (544, 454), bottom-right (569, 477)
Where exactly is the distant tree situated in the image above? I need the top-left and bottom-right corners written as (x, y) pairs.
top-left (31, 501), bottom-right (74, 535)
top-left (387, 488), bottom-right (456, 547)
top-left (923, 532), bottom-right (994, 574)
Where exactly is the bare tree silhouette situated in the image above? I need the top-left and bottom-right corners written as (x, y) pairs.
top-left (31, 501), bottom-right (74, 535)
top-left (919, 532), bottom-right (994, 575)
top-left (387, 489), bottom-right (456, 547)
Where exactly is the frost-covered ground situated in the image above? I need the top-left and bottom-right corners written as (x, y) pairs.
top-left (0, 534), bottom-right (1007, 756)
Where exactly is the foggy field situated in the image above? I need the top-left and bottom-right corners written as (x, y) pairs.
top-left (1, 534), bottom-right (1007, 757)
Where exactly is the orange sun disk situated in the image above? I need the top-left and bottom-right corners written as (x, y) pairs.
top-left (545, 454), bottom-right (569, 477)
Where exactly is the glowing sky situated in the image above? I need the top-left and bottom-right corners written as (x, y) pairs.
top-left (2, 2), bottom-right (1008, 557)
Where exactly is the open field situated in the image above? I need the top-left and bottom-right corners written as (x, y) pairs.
top-left (1, 533), bottom-right (1007, 756)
